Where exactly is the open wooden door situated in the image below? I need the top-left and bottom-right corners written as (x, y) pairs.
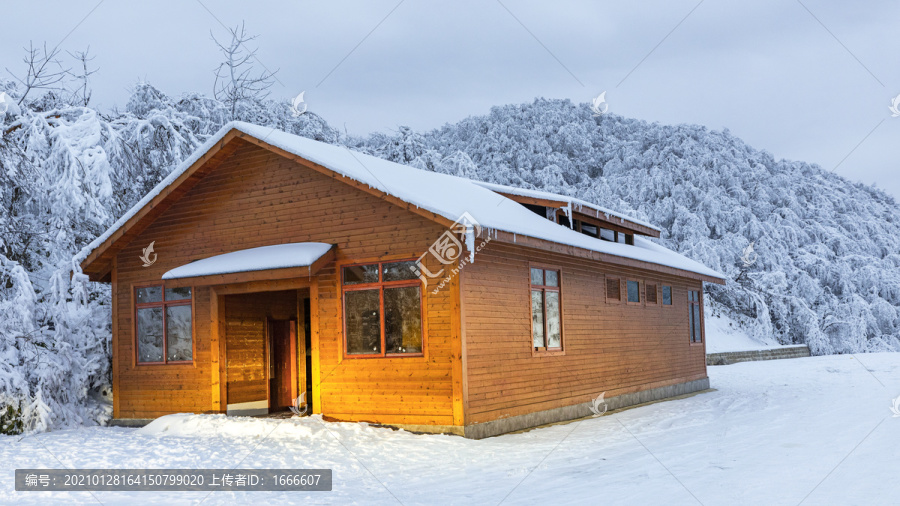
top-left (268, 319), bottom-right (297, 412)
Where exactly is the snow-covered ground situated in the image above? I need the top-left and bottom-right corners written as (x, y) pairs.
top-left (704, 311), bottom-right (795, 353)
top-left (3, 353), bottom-right (899, 505)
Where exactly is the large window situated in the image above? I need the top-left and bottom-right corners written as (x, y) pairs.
top-left (531, 267), bottom-right (561, 350)
top-left (688, 290), bottom-right (702, 343)
top-left (342, 261), bottom-right (423, 357)
top-left (134, 285), bottom-right (192, 364)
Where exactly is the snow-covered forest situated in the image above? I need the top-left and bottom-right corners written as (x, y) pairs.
top-left (2, 40), bottom-right (899, 433)
top-left (348, 101), bottom-right (900, 358)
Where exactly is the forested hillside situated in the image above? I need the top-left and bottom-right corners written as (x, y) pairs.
top-left (2, 78), bottom-right (898, 433)
top-left (348, 100), bottom-right (900, 356)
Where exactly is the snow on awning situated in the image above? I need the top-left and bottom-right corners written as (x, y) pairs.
top-left (162, 242), bottom-right (333, 280)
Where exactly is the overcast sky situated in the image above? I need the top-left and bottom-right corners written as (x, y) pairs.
top-left (4, 1), bottom-right (899, 196)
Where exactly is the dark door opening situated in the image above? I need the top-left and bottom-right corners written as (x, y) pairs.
top-left (268, 319), bottom-right (297, 412)
top-left (303, 297), bottom-right (312, 413)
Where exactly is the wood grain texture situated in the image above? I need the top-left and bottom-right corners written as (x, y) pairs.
top-left (460, 241), bottom-right (708, 425)
top-left (112, 141), bottom-right (457, 422)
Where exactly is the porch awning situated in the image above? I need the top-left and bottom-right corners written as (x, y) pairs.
top-left (161, 242), bottom-right (334, 285)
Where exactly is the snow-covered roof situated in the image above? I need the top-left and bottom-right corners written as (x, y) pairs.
top-left (80, 121), bottom-right (724, 281)
top-left (471, 180), bottom-right (661, 233)
top-left (162, 242), bottom-right (332, 280)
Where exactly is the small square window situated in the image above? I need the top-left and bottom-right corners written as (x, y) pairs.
top-left (530, 267), bottom-right (544, 286)
top-left (165, 286), bottom-right (191, 301)
top-left (343, 264), bottom-right (379, 285)
top-left (627, 280), bottom-right (641, 303)
top-left (662, 286), bottom-right (673, 305)
top-left (136, 286), bottom-right (162, 304)
top-left (544, 270), bottom-right (558, 287)
top-left (383, 261), bottom-right (419, 282)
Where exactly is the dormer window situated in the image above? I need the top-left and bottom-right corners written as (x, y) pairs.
top-left (508, 196), bottom-right (647, 248)
top-left (599, 228), bottom-right (634, 245)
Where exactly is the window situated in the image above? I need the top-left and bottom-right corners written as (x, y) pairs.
top-left (600, 228), bottom-right (634, 245)
top-left (580, 223), bottom-right (598, 238)
top-left (531, 267), bottom-right (561, 350)
top-left (688, 290), bottom-right (702, 343)
top-left (627, 280), bottom-right (641, 303)
top-left (135, 285), bottom-right (192, 364)
top-left (662, 286), bottom-right (673, 305)
top-left (646, 283), bottom-right (658, 304)
top-left (606, 278), bottom-right (621, 302)
top-left (342, 261), bottom-right (423, 357)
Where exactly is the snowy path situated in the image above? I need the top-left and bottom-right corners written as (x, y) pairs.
top-left (3, 353), bottom-right (899, 505)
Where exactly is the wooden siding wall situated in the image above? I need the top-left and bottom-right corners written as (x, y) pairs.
top-left (461, 241), bottom-right (707, 425)
top-left (113, 141), bottom-right (458, 422)
top-left (224, 290), bottom-right (297, 404)
top-left (315, 255), bottom-right (458, 426)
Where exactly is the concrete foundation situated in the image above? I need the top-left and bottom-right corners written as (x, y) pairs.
top-left (108, 418), bottom-right (154, 428)
top-left (462, 377), bottom-right (711, 440)
top-left (706, 345), bottom-right (810, 366)
top-left (108, 377), bottom-right (713, 438)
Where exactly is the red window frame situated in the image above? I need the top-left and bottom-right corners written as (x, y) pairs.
top-left (133, 284), bottom-right (193, 365)
top-left (530, 265), bottom-right (563, 353)
top-left (341, 260), bottom-right (425, 359)
top-left (688, 290), bottom-right (703, 343)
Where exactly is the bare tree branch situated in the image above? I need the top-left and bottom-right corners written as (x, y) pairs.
top-left (211, 22), bottom-right (277, 120)
top-left (67, 47), bottom-right (98, 107)
top-left (6, 42), bottom-right (70, 105)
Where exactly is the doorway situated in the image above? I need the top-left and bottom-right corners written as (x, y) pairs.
top-left (223, 288), bottom-right (312, 417)
top-left (303, 297), bottom-right (312, 412)
top-left (268, 319), bottom-right (297, 412)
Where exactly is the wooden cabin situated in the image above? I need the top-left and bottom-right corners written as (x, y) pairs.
top-left (79, 122), bottom-right (725, 439)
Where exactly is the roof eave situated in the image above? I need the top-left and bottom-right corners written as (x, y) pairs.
top-left (488, 230), bottom-right (726, 284)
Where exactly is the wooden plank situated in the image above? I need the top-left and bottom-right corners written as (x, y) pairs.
top-left (449, 260), bottom-right (464, 426)
top-left (111, 257), bottom-right (120, 419)
top-left (310, 277), bottom-right (322, 414)
top-left (81, 131), bottom-right (245, 278)
top-left (461, 241), bottom-right (709, 422)
top-left (209, 288), bottom-right (221, 412)
top-left (108, 140), bottom-right (464, 427)
top-left (488, 229), bottom-right (724, 284)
